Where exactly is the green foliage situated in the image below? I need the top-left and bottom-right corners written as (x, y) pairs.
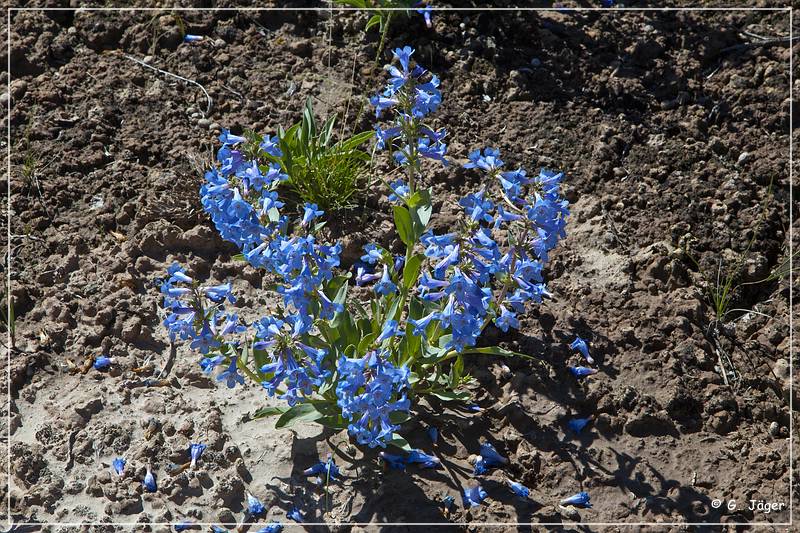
top-left (0, 285), bottom-right (16, 350)
top-left (268, 98), bottom-right (372, 211)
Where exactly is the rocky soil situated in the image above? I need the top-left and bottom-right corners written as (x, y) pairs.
top-left (2, 2), bottom-right (797, 531)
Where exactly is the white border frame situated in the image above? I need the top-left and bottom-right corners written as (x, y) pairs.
top-left (4, 4), bottom-right (793, 529)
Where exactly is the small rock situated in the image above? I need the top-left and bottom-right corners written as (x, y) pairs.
top-left (736, 151), bottom-right (750, 166)
top-left (708, 136), bottom-right (726, 155)
top-left (289, 40), bottom-right (312, 58)
top-left (769, 421), bottom-right (781, 437)
top-left (214, 38), bottom-right (227, 48)
top-left (197, 118), bottom-right (212, 129)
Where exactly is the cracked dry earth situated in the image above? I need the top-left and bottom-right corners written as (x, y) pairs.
top-left (2, 3), bottom-right (798, 531)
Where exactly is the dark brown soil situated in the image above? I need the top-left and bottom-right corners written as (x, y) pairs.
top-left (2, 2), bottom-right (797, 531)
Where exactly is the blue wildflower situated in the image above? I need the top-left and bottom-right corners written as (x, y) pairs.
top-left (204, 282), bottom-right (236, 304)
top-left (246, 492), bottom-right (265, 516)
top-left (301, 203), bottom-right (323, 226)
top-left (303, 455), bottom-right (340, 480)
top-left (217, 357), bottom-right (245, 388)
top-left (287, 507), bottom-right (304, 523)
top-left (361, 244), bottom-right (383, 265)
top-left (199, 355), bottom-right (225, 374)
top-left (569, 336), bottom-right (594, 364)
top-left (560, 491), bottom-right (592, 508)
top-left (93, 355), bottom-right (111, 371)
top-left (174, 522), bottom-right (193, 532)
top-left (374, 265), bottom-right (398, 296)
top-left (260, 134), bottom-right (283, 157)
top-left (495, 306), bottom-right (519, 332)
top-left (462, 485), bottom-right (487, 507)
top-left (112, 457), bottom-right (125, 476)
top-left (189, 443), bottom-right (206, 468)
top-left (507, 480), bottom-right (530, 498)
top-left (219, 129), bottom-right (246, 145)
top-left (143, 467), bottom-right (157, 492)
top-left (388, 180), bottom-right (410, 203)
top-left (376, 319), bottom-right (400, 343)
top-left (463, 147), bottom-right (503, 173)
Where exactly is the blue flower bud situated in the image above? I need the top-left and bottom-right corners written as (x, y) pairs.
top-left (93, 355), bottom-right (112, 371)
top-left (560, 491), bottom-right (592, 508)
top-left (287, 507), bottom-right (304, 523)
top-left (462, 485), bottom-right (487, 507)
top-left (183, 34), bottom-right (203, 43)
top-left (112, 457), bottom-right (125, 476)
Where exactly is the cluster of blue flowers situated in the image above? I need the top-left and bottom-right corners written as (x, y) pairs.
top-left (336, 350), bottom-right (410, 448)
top-left (159, 43), bottom-right (571, 458)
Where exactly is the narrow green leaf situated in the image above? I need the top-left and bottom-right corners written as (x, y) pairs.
top-left (402, 254), bottom-right (424, 291)
top-left (252, 406), bottom-right (289, 419)
top-left (366, 13), bottom-right (382, 31)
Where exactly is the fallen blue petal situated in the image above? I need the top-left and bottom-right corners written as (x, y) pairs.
top-left (569, 336), bottom-right (594, 364)
top-left (256, 523), bottom-right (283, 533)
top-left (246, 492), bottom-right (265, 515)
top-left (507, 480), bottom-right (530, 498)
top-left (462, 485), bottom-right (487, 507)
top-left (287, 507), bottom-right (304, 523)
top-left (143, 467), bottom-right (157, 492)
top-left (189, 443), bottom-right (206, 468)
top-left (569, 366), bottom-right (598, 379)
top-left (408, 449), bottom-right (441, 469)
top-left (174, 522), bottom-right (193, 532)
top-left (93, 355), bottom-right (112, 371)
top-left (183, 34), bottom-right (203, 42)
top-left (560, 491), bottom-right (592, 508)
top-left (112, 457), bottom-right (125, 476)
top-left (568, 417), bottom-right (592, 433)
top-left (380, 451), bottom-right (407, 470)
top-left (479, 442), bottom-right (508, 467)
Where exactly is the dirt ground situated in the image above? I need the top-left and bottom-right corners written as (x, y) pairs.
top-left (2, 2), bottom-right (798, 531)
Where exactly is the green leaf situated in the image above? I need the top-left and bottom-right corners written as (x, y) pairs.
top-left (252, 406), bottom-right (289, 419)
top-left (462, 345), bottom-right (543, 362)
top-left (387, 433), bottom-right (412, 451)
top-left (393, 205), bottom-right (414, 246)
top-left (275, 403), bottom-right (326, 428)
top-left (365, 13), bottom-right (383, 31)
top-left (450, 355), bottom-right (464, 388)
top-left (408, 189), bottom-right (433, 235)
top-left (429, 389), bottom-right (472, 402)
top-left (402, 254), bottom-right (424, 291)
top-left (232, 253), bottom-right (246, 262)
top-left (339, 131), bottom-right (374, 151)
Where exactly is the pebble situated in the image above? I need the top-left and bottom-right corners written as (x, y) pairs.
top-left (214, 38), bottom-right (227, 48)
top-left (143, 55), bottom-right (154, 64)
top-left (209, 122), bottom-right (221, 131)
top-left (0, 93), bottom-right (8, 106)
top-left (736, 151), bottom-right (750, 166)
top-left (769, 421), bottom-right (781, 437)
top-left (197, 118), bottom-right (212, 129)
